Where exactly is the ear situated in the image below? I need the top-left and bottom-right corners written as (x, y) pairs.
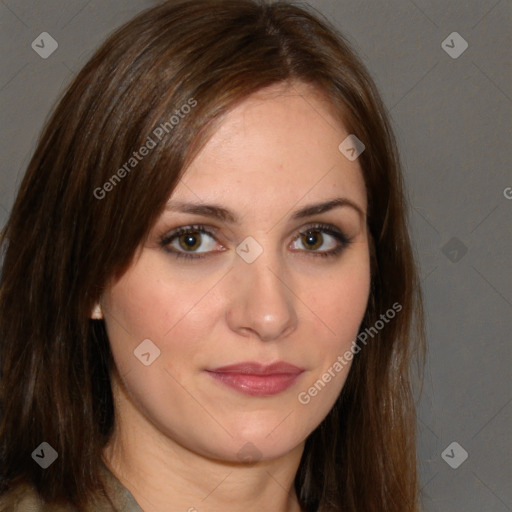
top-left (91, 303), bottom-right (103, 320)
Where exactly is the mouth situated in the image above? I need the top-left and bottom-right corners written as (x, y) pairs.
top-left (205, 361), bottom-right (305, 396)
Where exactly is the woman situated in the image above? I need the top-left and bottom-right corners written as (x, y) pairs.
top-left (0, 0), bottom-right (425, 510)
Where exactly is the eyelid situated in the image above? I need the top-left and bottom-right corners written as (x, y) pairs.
top-left (295, 222), bottom-right (351, 242)
top-left (159, 224), bottom-right (219, 245)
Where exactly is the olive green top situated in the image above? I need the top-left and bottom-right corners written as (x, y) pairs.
top-left (0, 461), bottom-right (144, 512)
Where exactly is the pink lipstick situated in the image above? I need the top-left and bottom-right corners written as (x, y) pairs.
top-left (205, 362), bottom-right (304, 396)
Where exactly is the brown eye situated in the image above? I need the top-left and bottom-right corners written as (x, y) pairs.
top-left (160, 225), bottom-right (225, 260)
top-left (178, 231), bottom-right (202, 251)
top-left (301, 230), bottom-right (323, 250)
top-left (290, 223), bottom-right (351, 258)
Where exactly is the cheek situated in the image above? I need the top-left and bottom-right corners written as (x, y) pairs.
top-left (101, 270), bottom-right (220, 429)
top-left (292, 256), bottom-right (370, 417)
top-left (296, 249), bottom-right (370, 364)
top-left (300, 250), bottom-right (370, 345)
top-left (102, 257), bottom-right (226, 384)
top-left (331, 271), bottom-right (370, 342)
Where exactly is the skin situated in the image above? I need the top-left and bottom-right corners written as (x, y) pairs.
top-left (99, 81), bottom-right (371, 512)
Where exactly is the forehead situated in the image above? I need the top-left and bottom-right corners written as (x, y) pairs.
top-left (174, 82), bottom-right (367, 213)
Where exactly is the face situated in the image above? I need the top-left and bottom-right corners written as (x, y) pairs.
top-left (100, 82), bottom-right (370, 463)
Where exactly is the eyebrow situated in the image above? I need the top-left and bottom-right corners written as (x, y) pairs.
top-left (164, 197), bottom-right (365, 223)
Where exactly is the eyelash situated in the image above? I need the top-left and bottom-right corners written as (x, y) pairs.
top-left (159, 223), bottom-right (353, 261)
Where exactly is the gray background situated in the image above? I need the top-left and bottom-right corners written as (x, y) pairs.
top-left (1, 0), bottom-right (510, 510)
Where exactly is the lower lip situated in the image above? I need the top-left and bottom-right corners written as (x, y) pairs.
top-left (206, 371), bottom-right (303, 396)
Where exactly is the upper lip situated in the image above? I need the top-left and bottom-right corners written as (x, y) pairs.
top-left (207, 361), bottom-right (304, 375)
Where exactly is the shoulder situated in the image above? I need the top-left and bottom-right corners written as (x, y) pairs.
top-left (0, 482), bottom-right (74, 512)
top-left (0, 463), bottom-right (142, 512)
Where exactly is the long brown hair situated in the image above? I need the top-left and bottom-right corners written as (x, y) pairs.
top-left (0, 1), bottom-right (425, 510)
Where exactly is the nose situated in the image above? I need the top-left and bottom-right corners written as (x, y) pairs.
top-left (225, 253), bottom-right (298, 342)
